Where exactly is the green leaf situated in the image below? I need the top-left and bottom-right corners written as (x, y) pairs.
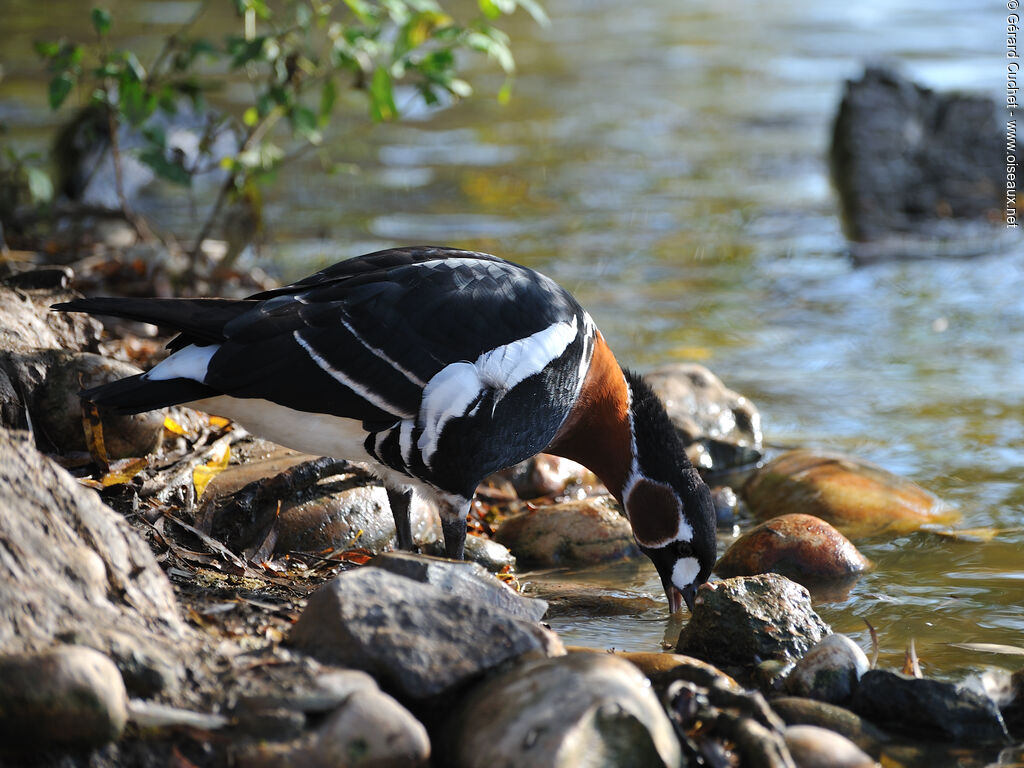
top-left (90, 7), bottom-right (111, 36)
top-left (368, 67), bottom-right (397, 122)
top-left (48, 73), bottom-right (75, 110)
top-left (138, 148), bottom-right (192, 186)
top-left (290, 106), bottom-right (321, 144)
top-left (34, 40), bottom-right (61, 59)
top-left (25, 167), bottom-right (54, 203)
top-left (319, 79), bottom-right (337, 123)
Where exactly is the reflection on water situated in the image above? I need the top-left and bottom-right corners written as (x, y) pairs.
top-left (2, 0), bottom-right (1021, 677)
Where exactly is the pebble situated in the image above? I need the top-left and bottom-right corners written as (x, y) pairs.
top-left (676, 574), bottom-right (831, 673)
top-left (0, 646), bottom-right (128, 749)
top-left (784, 725), bottom-right (880, 768)
top-left (716, 514), bottom-right (871, 586)
top-left (742, 449), bottom-right (957, 538)
top-left (494, 496), bottom-right (640, 566)
top-left (446, 652), bottom-right (682, 768)
top-left (785, 634), bottom-right (870, 705)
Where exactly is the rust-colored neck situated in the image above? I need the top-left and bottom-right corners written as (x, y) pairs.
top-left (545, 332), bottom-right (634, 502)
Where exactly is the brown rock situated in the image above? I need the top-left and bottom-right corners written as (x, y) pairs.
top-left (494, 496), bottom-right (640, 566)
top-left (784, 725), bottom-right (880, 768)
top-left (742, 449), bottom-right (957, 538)
top-left (715, 513), bottom-right (871, 585)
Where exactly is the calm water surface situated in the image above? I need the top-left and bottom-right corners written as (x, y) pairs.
top-left (2, 0), bottom-right (1022, 678)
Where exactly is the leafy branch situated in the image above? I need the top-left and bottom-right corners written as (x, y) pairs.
top-left (28, 0), bottom-right (545, 273)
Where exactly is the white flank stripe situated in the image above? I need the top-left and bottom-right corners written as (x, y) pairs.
top-left (417, 362), bottom-right (481, 466)
top-left (417, 316), bottom-right (580, 467)
top-left (294, 331), bottom-right (413, 418)
top-left (145, 344), bottom-right (219, 382)
top-left (477, 315), bottom-right (578, 393)
top-left (339, 313), bottom-right (426, 387)
top-left (399, 420), bottom-right (415, 466)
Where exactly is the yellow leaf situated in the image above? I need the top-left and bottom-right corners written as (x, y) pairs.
top-left (101, 457), bottom-right (149, 487)
top-left (209, 415), bottom-right (231, 429)
top-left (193, 443), bottom-right (231, 500)
top-left (163, 415), bottom-right (187, 436)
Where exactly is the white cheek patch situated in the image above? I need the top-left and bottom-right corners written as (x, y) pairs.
top-left (672, 556), bottom-right (701, 590)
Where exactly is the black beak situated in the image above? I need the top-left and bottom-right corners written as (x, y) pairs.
top-left (681, 583), bottom-right (697, 613)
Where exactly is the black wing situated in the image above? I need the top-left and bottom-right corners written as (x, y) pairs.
top-left (57, 247), bottom-right (583, 424)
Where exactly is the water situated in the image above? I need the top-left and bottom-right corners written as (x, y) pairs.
top-left (2, 0), bottom-right (1022, 678)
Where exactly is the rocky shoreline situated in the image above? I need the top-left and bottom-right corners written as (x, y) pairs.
top-left (0, 265), bottom-right (1020, 767)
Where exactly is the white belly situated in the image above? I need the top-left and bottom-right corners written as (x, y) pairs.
top-left (190, 395), bottom-right (377, 464)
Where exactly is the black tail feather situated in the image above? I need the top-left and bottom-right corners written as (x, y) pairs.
top-left (52, 297), bottom-right (252, 346)
top-left (80, 374), bottom-right (217, 415)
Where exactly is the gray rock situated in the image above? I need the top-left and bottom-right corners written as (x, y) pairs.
top-left (830, 67), bottom-right (1005, 260)
top-left (289, 566), bottom-right (563, 700)
top-left (0, 427), bottom-right (192, 696)
top-left (447, 652), bottom-right (682, 768)
top-left (676, 574), bottom-right (831, 671)
top-left (368, 552), bottom-right (546, 622)
top-left (850, 669), bottom-right (1010, 743)
top-left (785, 634), bottom-right (870, 706)
top-left (0, 646), bottom-right (128, 749)
top-left (770, 697), bottom-right (888, 759)
top-left (0, 285), bottom-right (102, 355)
top-left (491, 454), bottom-right (593, 499)
top-left (423, 533), bottom-right (517, 572)
top-left (523, 581), bottom-right (658, 618)
top-left (784, 725), bottom-right (879, 768)
top-left (238, 676), bottom-right (430, 768)
top-left (643, 363), bottom-right (762, 474)
top-left (494, 496), bottom-right (640, 566)
top-left (34, 349), bottom-right (165, 457)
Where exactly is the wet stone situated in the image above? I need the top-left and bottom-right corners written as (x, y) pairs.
top-left (770, 696), bottom-right (889, 759)
top-left (784, 725), bottom-right (880, 768)
top-left (422, 532), bottom-right (517, 572)
top-left (446, 652), bottom-right (682, 768)
top-left (288, 566), bottom-right (563, 701)
top-left (850, 669), bottom-right (1010, 743)
top-left (643, 362), bottom-right (762, 474)
top-left (742, 449), bottom-right (956, 538)
top-left (784, 634), bottom-right (870, 706)
top-left (0, 646), bottom-right (128, 749)
top-left (523, 582), bottom-right (658, 618)
top-left (676, 574), bottom-right (831, 673)
top-left (716, 513), bottom-right (871, 587)
top-left (368, 551), bottom-right (547, 622)
top-left (492, 454), bottom-right (594, 499)
top-left (494, 496), bottom-right (640, 566)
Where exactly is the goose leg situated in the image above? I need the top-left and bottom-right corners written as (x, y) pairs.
top-left (386, 486), bottom-right (416, 551)
top-left (439, 500), bottom-right (470, 560)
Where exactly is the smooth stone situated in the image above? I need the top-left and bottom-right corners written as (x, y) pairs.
top-left (199, 454), bottom-right (441, 555)
top-left (608, 651), bottom-right (743, 694)
top-left (676, 574), bottom-right (831, 671)
top-left (785, 634), bottom-right (870, 706)
top-left (784, 725), bottom-right (880, 768)
top-left (0, 646), bottom-right (128, 748)
top-left (524, 582), bottom-right (658, 618)
top-left (274, 482), bottom-right (440, 555)
top-left (716, 513), bottom-right (871, 587)
top-left (238, 684), bottom-right (430, 768)
top-left (742, 449), bottom-right (957, 538)
top-left (36, 350), bottom-right (166, 458)
top-left (368, 551), bottom-right (547, 622)
top-left (644, 362), bottom-right (762, 474)
top-left (288, 566), bottom-right (563, 700)
top-left (770, 697), bottom-right (888, 758)
top-left (492, 454), bottom-right (594, 499)
top-left (447, 653), bottom-right (682, 768)
top-left (711, 485), bottom-right (742, 528)
top-left (850, 669), bottom-right (1009, 743)
top-left (494, 496), bottom-right (640, 566)
top-left (422, 533), bottom-right (517, 572)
